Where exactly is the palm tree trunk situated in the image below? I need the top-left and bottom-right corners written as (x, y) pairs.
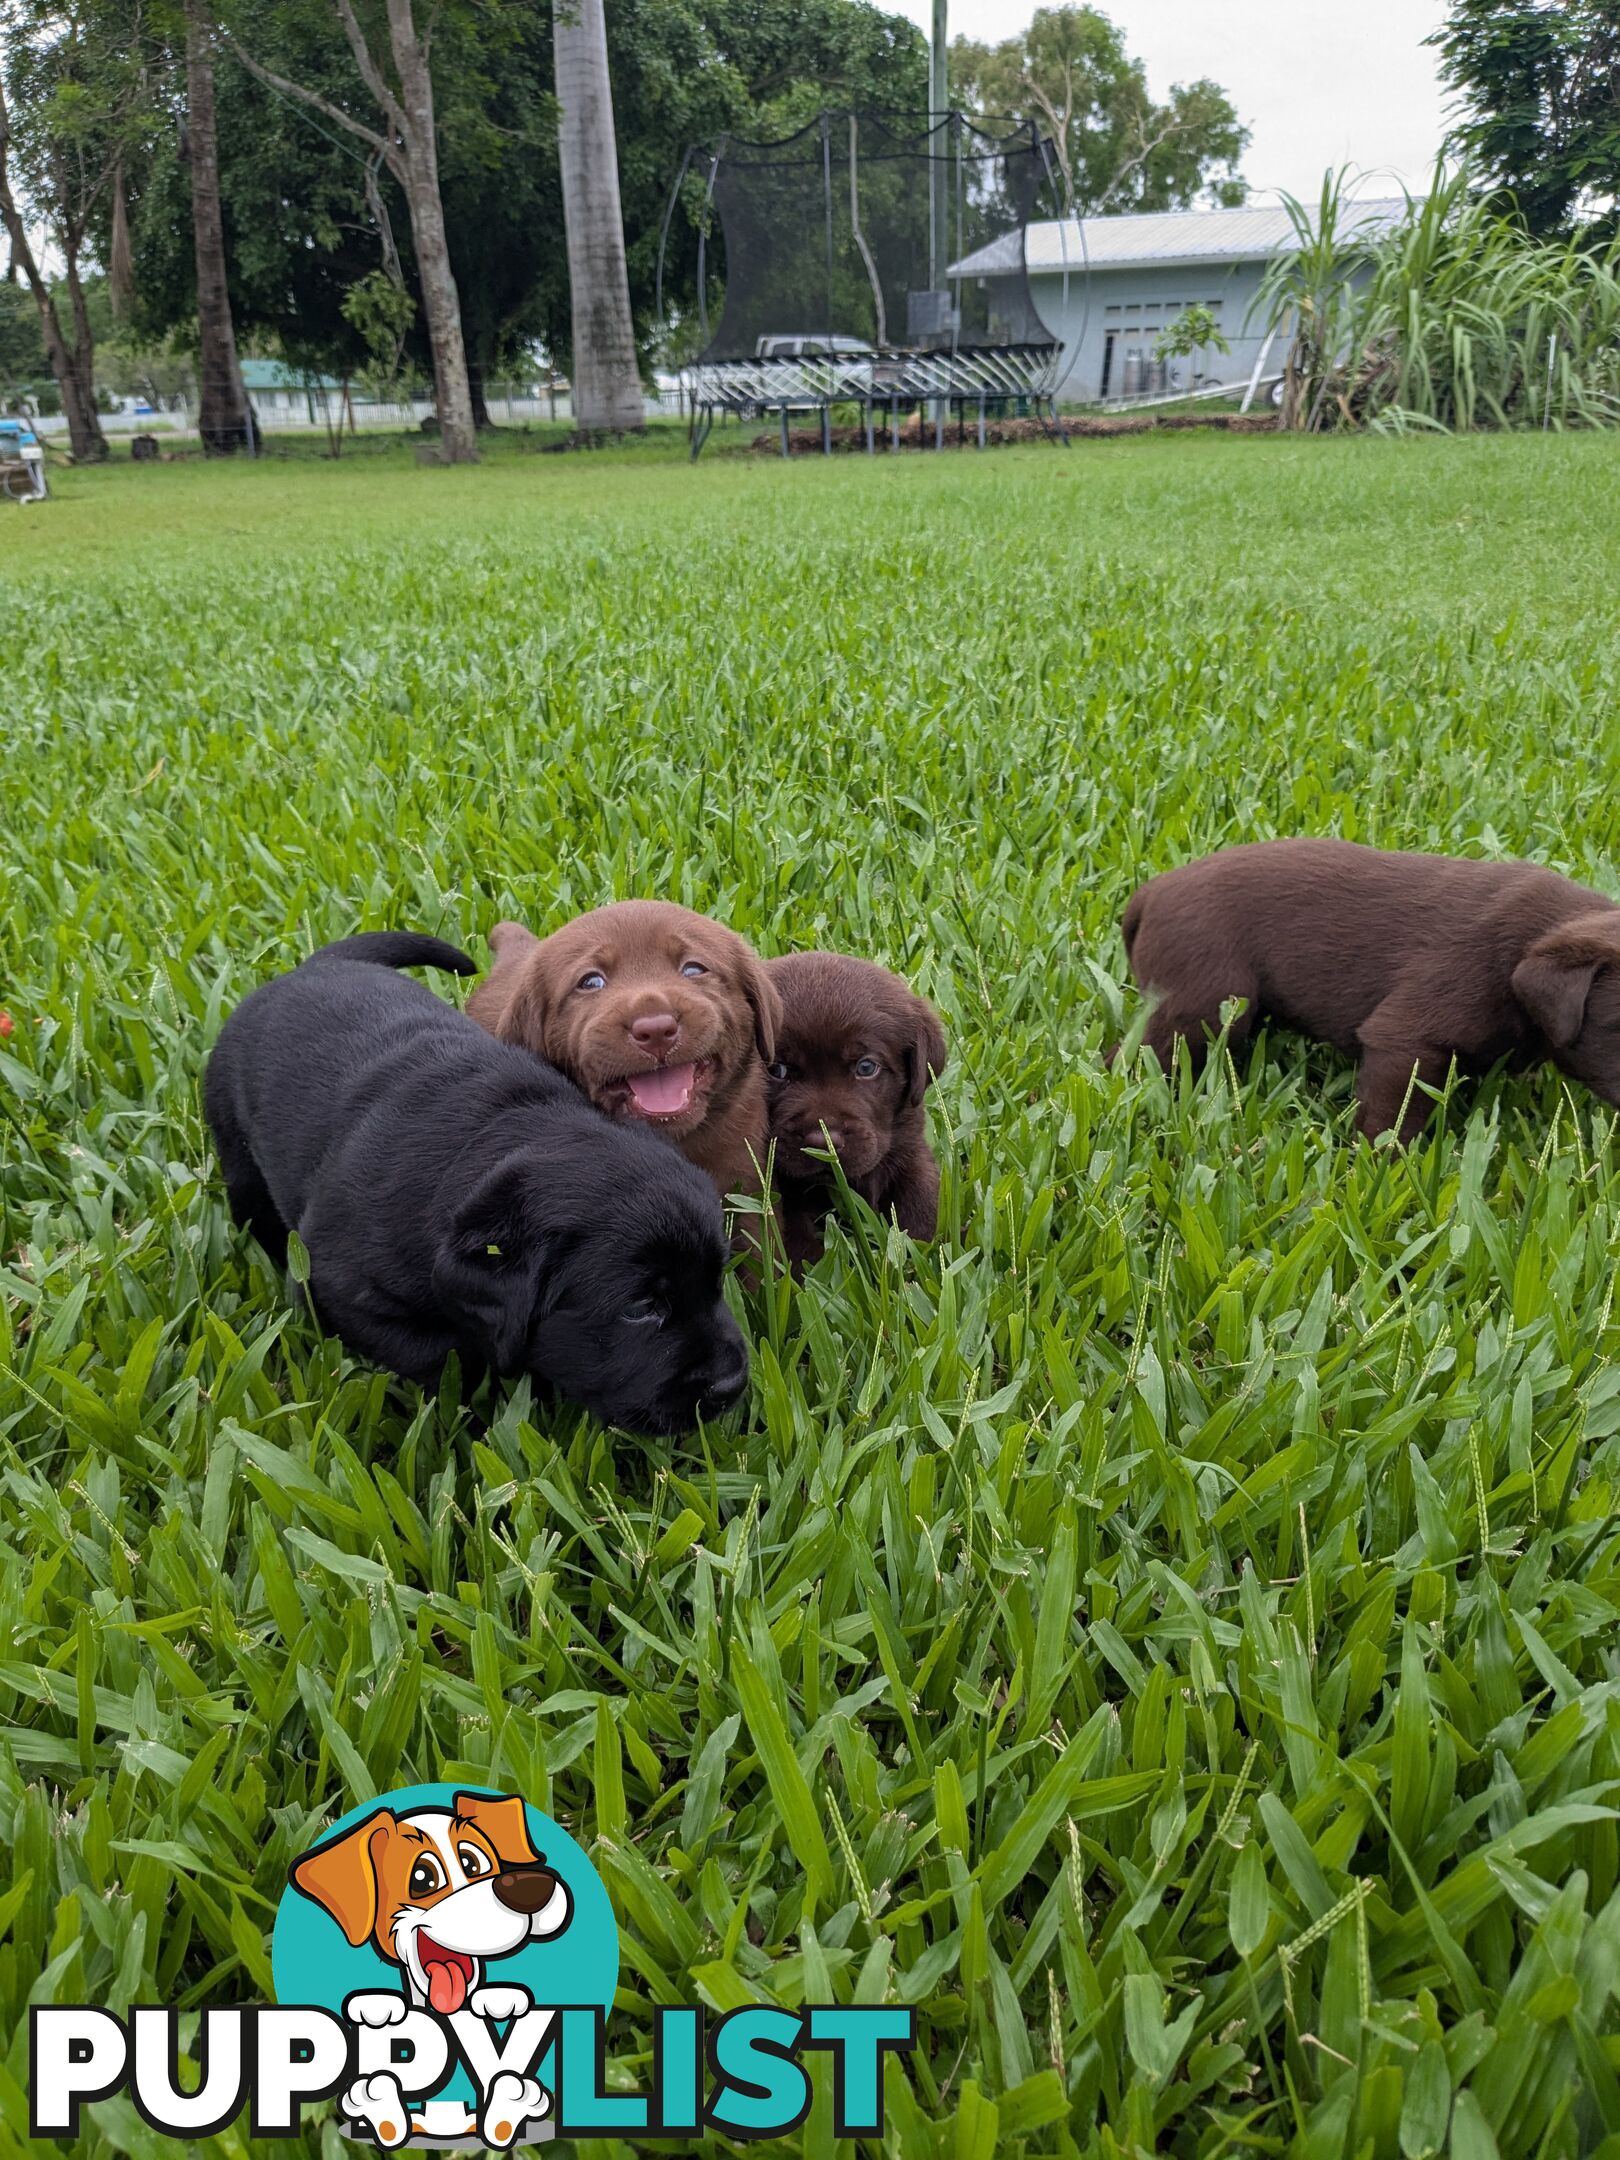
top-left (554, 0), bottom-right (643, 435)
top-left (184, 0), bottom-right (253, 454)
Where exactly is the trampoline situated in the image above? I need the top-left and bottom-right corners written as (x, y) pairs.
top-left (656, 112), bottom-right (1071, 458)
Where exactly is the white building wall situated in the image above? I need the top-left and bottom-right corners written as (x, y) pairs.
top-left (1022, 259), bottom-right (1282, 403)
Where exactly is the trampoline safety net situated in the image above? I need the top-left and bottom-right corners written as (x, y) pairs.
top-left (661, 113), bottom-right (1071, 455)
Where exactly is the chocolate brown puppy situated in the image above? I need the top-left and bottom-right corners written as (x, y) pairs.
top-left (1121, 837), bottom-right (1620, 1140)
top-left (467, 901), bottom-right (780, 1202)
top-left (764, 951), bottom-right (947, 1267)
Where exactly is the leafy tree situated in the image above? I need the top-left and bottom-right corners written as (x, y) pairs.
top-left (1155, 301), bottom-right (1231, 392)
top-left (428, 6), bottom-right (555, 421)
top-left (0, 275), bottom-right (50, 397)
top-left (0, 0), bottom-right (149, 457)
top-left (123, 3), bottom-right (410, 393)
top-left (122, 0), bottom-right (550, 417)
top-left (950, 6), bottom-right (1247, 215)
top-left (342, 263), bottom-right (413, 376)
top-left (1431, 1), bottom-right (1620, 238)
top-left (232, 0), bottom-right (480, 461)
top-left (422, 0), bottom-right (930, 382)
top-left (401, 0), bottom-right (927, 390)
top-left (96, 321), bottom-right (197, 407)
top-left (117, 0), bottom-right (930, 424)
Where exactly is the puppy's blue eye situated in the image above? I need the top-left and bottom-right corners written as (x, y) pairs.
top-left (767, 1061), bottom-right (789, 1083)
top-left (680, 961), bottom-right (708, 978)
top-left (577, 970), bottom-right (606, 992)
top-left (853, 1056), bottom-right (880, 1078)
top-left (624, 1296), bottom-right (669, 1327)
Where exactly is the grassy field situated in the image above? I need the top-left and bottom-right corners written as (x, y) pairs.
top-left (5, 430), bottom-right (1620, 2159)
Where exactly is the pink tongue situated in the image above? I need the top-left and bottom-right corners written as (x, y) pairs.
top-left (626, 1063), bottom-right (696, 1116)
top-left (428, 1961), bottom-right (467, 2015)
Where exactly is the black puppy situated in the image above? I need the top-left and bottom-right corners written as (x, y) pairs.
top-left (203, 933), bottom-right (749, 1436)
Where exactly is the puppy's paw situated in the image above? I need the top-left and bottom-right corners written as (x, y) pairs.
top-left (469, 1982), bottom-right (532, 2024)
top-left (342, 2071), bottom-right (412, 2148)
top-left (480, 2071), bottom-right (547, 2147)
top-left (343, 1991), bottom-right (409, 2029)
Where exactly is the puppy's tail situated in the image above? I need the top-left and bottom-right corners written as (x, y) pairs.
top-left (303, 931), bottom-right (477, 976)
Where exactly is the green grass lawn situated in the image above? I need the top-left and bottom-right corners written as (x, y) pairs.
top-left (6, 431), bottom-right (1620, 2159)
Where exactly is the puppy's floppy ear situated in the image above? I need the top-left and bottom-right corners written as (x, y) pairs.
top-left (471, 919), bottom-right (552, 1053)
top-left (903, 997), bottom-right (949, 1108)
top-left (453, 1790), bottom-right (539, 1867)
top-left (742, 950), bottom-right (784, 1063)
top-left (290, 1810), bottom-right (396, 1947)
top-left (431, 1155), bottom-right (552, 1373)
top-left (488, 919), bottom-right (540, 964)
top-left (1512, 933), bottom-right (1605, 1049)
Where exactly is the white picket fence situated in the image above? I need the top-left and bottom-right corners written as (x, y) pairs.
top-left (26, 378), bottom-right (689, 440)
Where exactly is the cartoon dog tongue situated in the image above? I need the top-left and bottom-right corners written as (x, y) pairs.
top-left (626, 1062), bottom-right (696, 1117)
top-left (423, 1946), bottom-right (470, 2014)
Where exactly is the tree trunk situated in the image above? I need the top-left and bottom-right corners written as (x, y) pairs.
top-left (108, 158), bottom-right (134, 317)
top-left (184, 0), bottom-right (253, 454)
top-left (554, 0), bottom-right (643, 435)
top-left (401, 144), bottom-right (477, 461)
top-left (33, 270), bottom-right (104, 460)
top-left (0, 113), bottom-right (106, 460)
top-left (467, 351), bottom-right (492, 431)
top-left (385, 0), bottom-right (476, 463)
top-left (1, 230), bottom-right (101, 462)
top-left (64, 253), bottom-right (100, 410)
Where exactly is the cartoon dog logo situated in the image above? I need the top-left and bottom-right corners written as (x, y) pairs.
top-left (291, 1790), bottom-right (572, 2149)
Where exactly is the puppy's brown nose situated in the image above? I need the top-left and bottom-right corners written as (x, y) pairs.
top-left (491, 1865), bottom-right (560, 1914)
top-left (797, 1123), bottom-right (844, 1153)
top-left (629, 1012), bottom-right (680, 1056)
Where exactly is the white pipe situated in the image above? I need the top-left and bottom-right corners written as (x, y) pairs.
top-left (1241, 322), bottom-right (1280, 414)
top-left (1098, 374), bottom-right (1264, 415)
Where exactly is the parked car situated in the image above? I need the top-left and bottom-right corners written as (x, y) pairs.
top-left (753, 334), bottom-right (876, 403)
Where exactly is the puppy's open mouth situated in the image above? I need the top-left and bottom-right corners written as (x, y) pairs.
top-left (606, 1058), bottom-right (713, 1123)
top-left (417, 1933), bottom-right (476, 2014)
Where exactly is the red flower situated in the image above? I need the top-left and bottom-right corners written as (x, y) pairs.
top-left (0, 1012), bottom-right (12, 1037)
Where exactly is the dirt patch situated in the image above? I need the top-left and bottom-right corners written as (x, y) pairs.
top-left (1157, 411), bottom-right (1279, 434)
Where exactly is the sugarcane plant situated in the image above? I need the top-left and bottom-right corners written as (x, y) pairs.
top-left (1257, 161), bottom-right (1620, 433)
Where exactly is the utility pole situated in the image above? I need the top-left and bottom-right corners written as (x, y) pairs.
top-left (929, 0), bottom-right (949, 294)
top-left (928, 0), bottom-right (949, 437)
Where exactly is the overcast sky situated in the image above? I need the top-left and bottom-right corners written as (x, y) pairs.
top-left (891, 0), bottom-right (1454, 205)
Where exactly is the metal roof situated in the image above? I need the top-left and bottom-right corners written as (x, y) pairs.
top-left (949, 197), bottom-right (1413, 279)
top-left (240, 358), bottom-right (344, 390)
